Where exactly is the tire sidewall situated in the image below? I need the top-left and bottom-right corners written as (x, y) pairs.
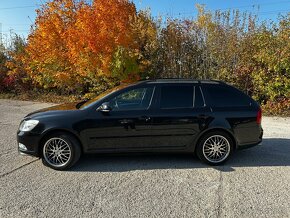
top-left (196, 131), bottom-right (234, 165)
top-left (42, 134), bottom-right (81, 170)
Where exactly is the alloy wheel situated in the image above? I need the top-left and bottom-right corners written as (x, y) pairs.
top-left (202, 135), bottom-right (231, 163)
top-left (43, 137), bottom-right (72, 168)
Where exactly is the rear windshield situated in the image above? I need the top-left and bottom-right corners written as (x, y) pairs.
top-left (204, 84), bottom-right (251, 107)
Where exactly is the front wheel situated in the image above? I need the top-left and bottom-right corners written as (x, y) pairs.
top-left (42, 133), bottom-right (81, 170)
top-left (196, 131), bottom-right (234, 165)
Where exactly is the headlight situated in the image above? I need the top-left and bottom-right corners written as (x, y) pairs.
top-left (19, 120), bottom-right (39, 132)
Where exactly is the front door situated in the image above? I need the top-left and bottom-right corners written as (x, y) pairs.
top-left (85, 86), bottom-right (155, 151)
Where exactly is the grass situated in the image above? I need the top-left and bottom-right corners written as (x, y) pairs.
top-left (0, 91), bottom-right (82, 104)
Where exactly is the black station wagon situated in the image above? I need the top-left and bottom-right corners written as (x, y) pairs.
top-left (17, 79), bottom-right (263, 170)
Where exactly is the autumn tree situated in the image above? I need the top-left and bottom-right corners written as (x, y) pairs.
top-left (130, 10), bottom-right (159, 79)
top-left (0, 43), bottom-right (8, 91)
top-left (251, 15), bottom-right (290, 103)
top-left (25, 0), bottom-right (137, 94)
top-left (0, 34), bottom-right (30, 92)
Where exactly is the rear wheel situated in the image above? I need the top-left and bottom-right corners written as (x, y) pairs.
top-left (42, 133), bottom-right (81, 170)
top-left (196, 131), bottom-right (233, 165)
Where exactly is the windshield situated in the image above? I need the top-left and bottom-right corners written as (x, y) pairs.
top-left (79, 84), bottom-right (130, 109)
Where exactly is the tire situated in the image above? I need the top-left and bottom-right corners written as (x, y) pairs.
top-left (196, 130), bottom-right (234, 165)
top-left (41, 133), bottom-right (81, 170)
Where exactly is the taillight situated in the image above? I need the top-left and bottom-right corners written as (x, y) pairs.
top-left (257, 108), bottom-right (262, 124)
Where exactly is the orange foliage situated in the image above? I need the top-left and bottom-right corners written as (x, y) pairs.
top-left (25, 0), bottom-right (136, 90)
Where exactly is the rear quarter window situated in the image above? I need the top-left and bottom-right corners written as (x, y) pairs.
top-left (204, 84), bottom-right (251, 107)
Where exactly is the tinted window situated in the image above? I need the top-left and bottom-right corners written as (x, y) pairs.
top-left (205, 85), bottom-right (250, 107)
top-left (109, 87), bottom-right (154, 110)
top-left (79, 84), bottom-right (130, 109)
top-left (194, 86), bottom-right (205, 107)
top-left (160, 85), bottom-right (193, 108)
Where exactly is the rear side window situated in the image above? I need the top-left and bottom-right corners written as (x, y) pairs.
top-left (205, 84), bottom-right (250, 107)
top-left (160, 85), bottom-right (193, 108)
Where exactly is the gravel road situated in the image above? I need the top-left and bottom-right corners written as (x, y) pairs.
top-left (0, 99), bottom-right (289, 218)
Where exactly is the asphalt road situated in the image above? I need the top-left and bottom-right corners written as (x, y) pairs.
top-left (0, 99), bottom-right (289, 218)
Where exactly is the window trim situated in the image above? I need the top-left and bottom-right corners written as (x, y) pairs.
top-left (199, 86), bottom-right (206, 107)
top-left (193, 86), bottom-right (206, 108)
top-left (108, 86), bottom-right (156, 112)
top-left (193, 86), bottom-right (196, 108)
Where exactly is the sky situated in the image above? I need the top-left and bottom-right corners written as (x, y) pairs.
top-left (0, 0), bottom-right (289, 42)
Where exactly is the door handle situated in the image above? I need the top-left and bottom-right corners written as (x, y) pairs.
top-left (120, 119), bottom-right (134, 124)
top-left (197, 114), bottom-right (209, 119)
top-left (139, 116), bottom-right (151, 122)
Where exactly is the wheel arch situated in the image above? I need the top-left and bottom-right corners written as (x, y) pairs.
top-left (194, 127), bottom-right (237, 153)
top-left (38, 128), bottom-right (84, 157)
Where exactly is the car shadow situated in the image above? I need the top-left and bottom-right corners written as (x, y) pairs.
top-left (71, 138), bottom-right (290, 172)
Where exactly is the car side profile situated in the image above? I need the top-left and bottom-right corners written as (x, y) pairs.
top-left (17, 79), bottom-right (263, 170)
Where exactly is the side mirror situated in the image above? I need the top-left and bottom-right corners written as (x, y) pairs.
top-left (97, 102), bottom-right (112, 113)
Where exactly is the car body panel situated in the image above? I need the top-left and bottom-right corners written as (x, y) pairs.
top-left (80, 109), bottom-right (154, 151)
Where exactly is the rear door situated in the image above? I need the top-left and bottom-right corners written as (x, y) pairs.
top-left (150, 83), bottom-right (211, 150)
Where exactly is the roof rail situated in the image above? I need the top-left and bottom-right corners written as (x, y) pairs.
top-left (210, 79), bottom-right (227, 84)
top-left (139, 78), bottom-right (226, 85)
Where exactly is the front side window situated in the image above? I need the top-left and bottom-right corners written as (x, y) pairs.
top-left (109, 87), bottom-right (154, 110)
top-left (79, 84), bottom-right (131, 109)
top-left (160, 85), bottom-right (194, 109)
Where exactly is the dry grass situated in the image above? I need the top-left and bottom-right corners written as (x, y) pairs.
top-left (0, 91), bottom-right (82, 104)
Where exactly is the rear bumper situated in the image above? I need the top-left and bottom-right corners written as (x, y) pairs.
top-left (17, 131), bottom-right (41, 157)
top-left (237, 140), bottom-right (262, 150)
top-left (237, 127), bottom-right (263, 150)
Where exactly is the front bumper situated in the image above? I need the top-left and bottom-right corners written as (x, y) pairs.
top-left (17, 131), bottom-right (41, 157)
